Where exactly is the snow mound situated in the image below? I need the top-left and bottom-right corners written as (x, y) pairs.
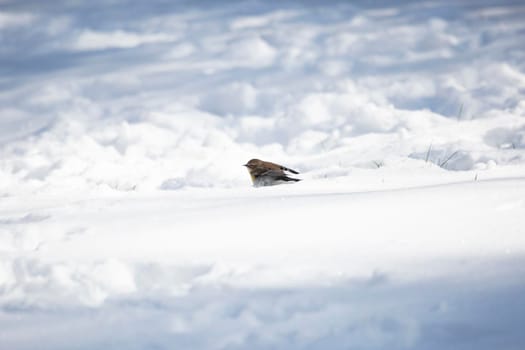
top-left (1, 0), bottom-right (525, 349)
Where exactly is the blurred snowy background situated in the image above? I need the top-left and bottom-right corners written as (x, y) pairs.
top-left (2, 0), bottom-right (525, 193)
top-left (1, 0), bottom-right (525, 349)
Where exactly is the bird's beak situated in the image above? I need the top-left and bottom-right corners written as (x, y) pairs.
top-left (242, 164), bottom-right (248, 167)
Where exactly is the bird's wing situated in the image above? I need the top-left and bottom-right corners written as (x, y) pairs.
top-left (267, 161), bottom-right (299, 174)
top-left (281, 165), bottom-right (299, 174)
top-left (259, 169), bottom-right (285, 177)
top-left (274, 163), bottom-right (299, 174)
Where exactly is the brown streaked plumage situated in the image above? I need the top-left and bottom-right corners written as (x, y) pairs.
top-left (243, 158), bottom-right (301, 187)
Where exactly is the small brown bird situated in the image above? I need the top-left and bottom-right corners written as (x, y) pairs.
top-left (243, 158), bottom-right (301, 187)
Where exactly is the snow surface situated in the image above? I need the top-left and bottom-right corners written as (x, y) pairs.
top-left (1, 0), bottom-right (525, 349)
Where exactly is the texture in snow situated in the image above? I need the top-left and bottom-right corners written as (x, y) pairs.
top-left (1, 0), bottom-right (525, 349)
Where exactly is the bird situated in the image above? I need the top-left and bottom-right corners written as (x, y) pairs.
top-left (243, 158), bottom-right (301, 187)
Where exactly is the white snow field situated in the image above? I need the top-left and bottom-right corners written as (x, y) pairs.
top-left (1, 0), bottom-right (525, 349)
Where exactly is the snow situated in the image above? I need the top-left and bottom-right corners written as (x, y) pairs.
top-left (1, 0), bottom-right (525, 349)
top-left (70, 30), bottom-right (174, 51)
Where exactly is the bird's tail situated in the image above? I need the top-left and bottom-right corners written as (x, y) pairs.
top-left (279, 175), bottom-right (301, 182)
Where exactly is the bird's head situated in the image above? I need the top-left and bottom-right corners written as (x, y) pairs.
top-left (243, 159), bottom-right (262, 169)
